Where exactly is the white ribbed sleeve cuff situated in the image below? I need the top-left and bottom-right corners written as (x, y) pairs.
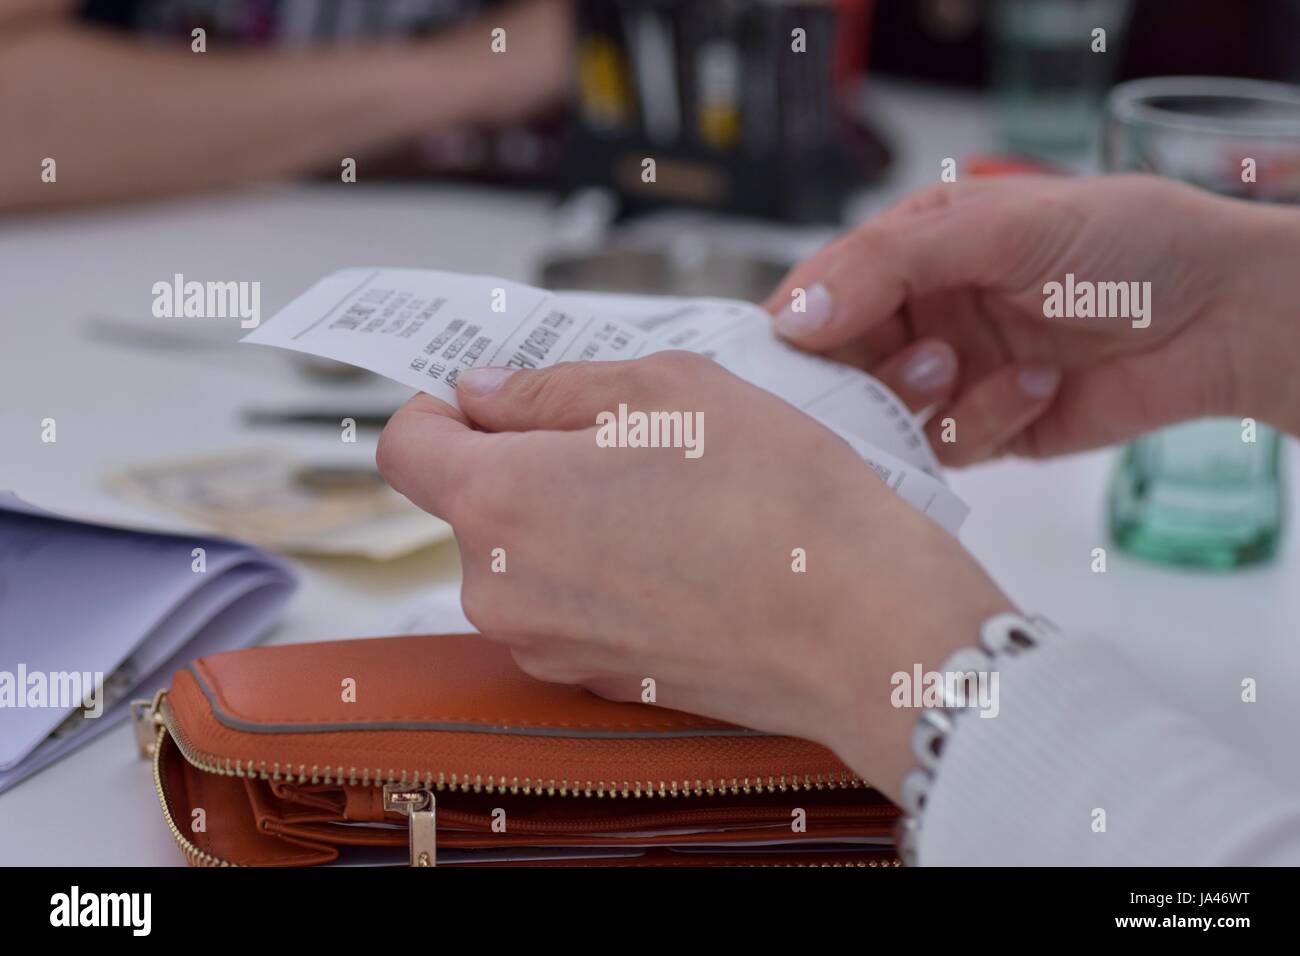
top-left (917, 636), bottom-right (1300, 865)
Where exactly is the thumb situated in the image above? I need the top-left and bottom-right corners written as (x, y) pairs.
top-left (770, 193), bottom-right (1027, 352)
top-left (456, 352), bottom-right (707, 433)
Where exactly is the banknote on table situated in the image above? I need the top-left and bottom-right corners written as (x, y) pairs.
top-left (106, 447), bottom-right (452, 560)
top-left (243, 268), bottom-right (969, 534)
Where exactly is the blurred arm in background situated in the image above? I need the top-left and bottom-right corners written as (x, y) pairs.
top-left (0, 0), bottom-right (571, 212)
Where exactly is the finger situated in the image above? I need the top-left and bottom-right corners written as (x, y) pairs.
top-left (762, 176), bottom-right (1041, 320)
top-left (579, 675), bottom-right (645, 704)
top-left (499, 635), bottom-right (647, 685)
top-left (759, 182), bottom-right (1004, 317)
top-left (394, 392), bottom-right (471, 427)
top-left (508, 648), bottom-right (604, 687)
top-left (375, 393), bottom-right (496, 519)
top-left (456, 351), bottom-right (717, 433)
top-left (822, 316), bottom-right (913, 370)
top-left (581, 678), bottom-right (736, 729)
top-left (770, 193), bottom-right (1030, 353)
top-left (868, 337), bottom-right (959, 414)
top-left (1005, 345), bottom-right (1209, 459)
top-left (761, 231), bottom-right (856, 315)
top-left (926, 364), bottom-right (1062, 467)
top-left (761, 186), bottom-right (943, 317)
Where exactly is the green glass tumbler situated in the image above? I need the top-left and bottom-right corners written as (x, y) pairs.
top-left (1103, 78), bottom-right (1300, 568)
top-left (1110, 418), bottom-right (1284, 568)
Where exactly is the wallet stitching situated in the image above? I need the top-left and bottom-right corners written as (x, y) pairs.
top-left (192, 660), bottom-right (762, 736)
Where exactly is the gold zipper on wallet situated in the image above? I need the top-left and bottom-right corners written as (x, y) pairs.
top-left (384, 782), bottom-right (437, 867)
top-left (132, 691), bottom-right (897, 868)
top-left (139, 691), bottom-right (867, 798)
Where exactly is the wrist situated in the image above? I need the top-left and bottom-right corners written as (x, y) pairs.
top-left (822, 551), bottom-right (1014, 805)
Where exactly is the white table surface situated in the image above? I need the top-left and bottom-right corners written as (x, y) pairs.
top-left (1, 81), bottom-right (1296, 865)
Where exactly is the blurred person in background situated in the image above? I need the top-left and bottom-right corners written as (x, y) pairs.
top-left (0, 0), bottom-right (571, 212)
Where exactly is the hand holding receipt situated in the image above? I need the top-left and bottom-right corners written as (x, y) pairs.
top-left (243, 268), bottom-right (967, 534)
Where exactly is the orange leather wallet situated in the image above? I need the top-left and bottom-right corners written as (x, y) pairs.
top-left (133, 634), bottom-right (900, 867)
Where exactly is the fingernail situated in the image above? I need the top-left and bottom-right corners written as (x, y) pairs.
top-left (902, 342), bottom-right (956, 392)
top-left (774, 282), bottom-right (833, 338)
top-left (459, 367), bottom-right (516, 394)
top-left (1018, 365), bottom-right (1061, 398)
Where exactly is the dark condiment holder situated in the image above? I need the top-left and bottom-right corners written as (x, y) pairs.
top-left (561, 0), bottom-right (890, 225)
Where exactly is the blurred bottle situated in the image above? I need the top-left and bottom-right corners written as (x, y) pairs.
top-left (990, 0), bottom-right (1132, 158)
top-left (1105, 77), bottom-right (1300, 568)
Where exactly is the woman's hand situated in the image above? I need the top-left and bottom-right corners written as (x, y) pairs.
top-left (766, 174), bottom-right (1300, 461)
top-left (376, 353), bottom-right (1012, 801)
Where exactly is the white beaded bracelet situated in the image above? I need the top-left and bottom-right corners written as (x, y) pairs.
top-left (895, 612), bottom-right (1061, 866)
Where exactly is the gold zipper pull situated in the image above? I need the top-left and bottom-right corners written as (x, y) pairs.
top-left (383, 782), bottom-right (436, 867)
top-left (129, 690), bottom-right (167, 759)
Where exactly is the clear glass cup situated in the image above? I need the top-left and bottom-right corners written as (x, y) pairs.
top-left (1104, 77), bottom-right (1300, 568)
top-left (990, 0), bottom-right (1133, 159)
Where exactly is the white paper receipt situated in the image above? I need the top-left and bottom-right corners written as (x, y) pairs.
top-left (243, 268), bottom-right (968, 534)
